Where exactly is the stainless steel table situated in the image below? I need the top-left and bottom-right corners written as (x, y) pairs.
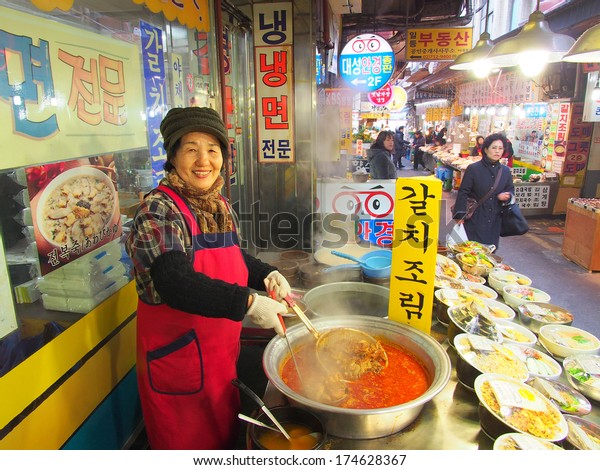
top-left (261, 316), bottom-right (600, 450)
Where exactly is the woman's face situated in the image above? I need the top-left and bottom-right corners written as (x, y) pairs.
top-left (172, 131), bottom-right (223, 191)
top-left (477, 137), bottom-right (484, 145)
top-left (383, 135), bottom-right (394, 152)
top-left (485, 139), bottom-right (504, 161)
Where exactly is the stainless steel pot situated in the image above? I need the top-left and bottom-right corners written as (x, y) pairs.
top-left (263, 316), bottom-right (452, 439)
top-left (303, 282), bottom-right (390, 318)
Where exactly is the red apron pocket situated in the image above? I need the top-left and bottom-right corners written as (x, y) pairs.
top-left (147, 330), bottom-right (203, 395)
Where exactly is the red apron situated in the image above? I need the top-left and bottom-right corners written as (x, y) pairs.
top-left (136, 185), bottom-right (248, 449)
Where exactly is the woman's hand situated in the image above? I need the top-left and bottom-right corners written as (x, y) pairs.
top-left (497, 192), bottom-right (512, 202)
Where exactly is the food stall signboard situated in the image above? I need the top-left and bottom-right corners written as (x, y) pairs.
top-left (0, 6), bottom-right (146, 171)
top-left (253, 2), bottom-right (295, 163)
top-left (368, 83), bottom-right (393, 107)
top-left (339, 34), bottom-right (395, 93)
top-left (388, 177), bottom-right (442, 334)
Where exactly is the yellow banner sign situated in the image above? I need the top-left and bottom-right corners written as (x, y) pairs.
top-left (406, 28), bottom-right (473, 61)
top-left (132, 0), bottom-right (210, 32)
top-left (388, 176), bottom-right (442, 334)
top-left (0, 6), bottom-right (146, 170)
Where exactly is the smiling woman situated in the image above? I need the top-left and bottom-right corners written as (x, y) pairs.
top-left (125, 107), bottom-right (293, 449)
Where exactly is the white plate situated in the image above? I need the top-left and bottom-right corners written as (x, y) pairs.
top-left (506, 344), bottom-right (562, 380)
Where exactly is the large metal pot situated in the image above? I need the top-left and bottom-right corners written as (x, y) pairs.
top-left (303, 282), bottom-right (390, 318)
top-left (263, 316), bottom-right (452, 439)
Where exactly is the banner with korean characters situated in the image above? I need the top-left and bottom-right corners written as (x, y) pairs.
top-left (406, 28), bottom-right (472, 61)
top-left (388, 177), bottom-right (441, 334)
top-left (253, 2), bottom-right (295, 163)
top-left (140, 21), bottom-right (168, 187)
top-left (458, 72), bottom-right (543, 106)
top-left (562, 102), bottom-right (593, 188)
top-left (0, 6), bottom-right (146, 171)
top-left (170, 53), bottom-right (185, 109)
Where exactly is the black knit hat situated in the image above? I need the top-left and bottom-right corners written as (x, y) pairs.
top-left (160, 107), bottom-right (229, 157)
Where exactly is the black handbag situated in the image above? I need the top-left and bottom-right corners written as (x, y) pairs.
top-left (500, 202), bottom-right (529, 237)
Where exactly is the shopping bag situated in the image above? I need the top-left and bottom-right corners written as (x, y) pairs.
top-left (446, 221), bottom-right (469, 246)
top-left (500, 203), bottom-right (529, 237)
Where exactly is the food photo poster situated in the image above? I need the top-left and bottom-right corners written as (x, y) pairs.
top-left (26, 157), bottom-right (122, 276)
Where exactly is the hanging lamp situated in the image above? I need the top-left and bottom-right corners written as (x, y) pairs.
top-left (563, 23), bottom-right (600, 63)
top-left (486, 1), bottom-right (575, 76)
top-left (450, 1), bottom-right (493, 73)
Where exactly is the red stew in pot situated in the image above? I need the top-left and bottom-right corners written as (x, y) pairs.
top-left (280, 342), bottom-right (430, 409)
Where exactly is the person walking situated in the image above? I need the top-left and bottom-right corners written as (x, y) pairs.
top-left (412, 130), bottom-right (427, 171)
top-left (393, 126), bottom-right (406, 169)
top-left (452, 133), bottom-right (514, 247)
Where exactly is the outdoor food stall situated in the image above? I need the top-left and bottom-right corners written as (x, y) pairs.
top-left (246, 241), bottom-right (600, 450)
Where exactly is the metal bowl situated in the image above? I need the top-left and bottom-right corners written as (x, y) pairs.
top-left (517, 302), bottom-right (574, 333)
top-left (303, 282), bottom-right (390, 318)
top-left (262, 316), bottom-right (452, 439)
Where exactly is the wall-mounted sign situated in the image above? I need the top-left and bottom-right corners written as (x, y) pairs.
top-left (0, 6), bottom-right (146, 171)
top-left (339, 34), bottom-right (395, 93)
top-left (406, 28), bottom-right (473, 61)
top-left (253, 2), bottom-right (295, 163)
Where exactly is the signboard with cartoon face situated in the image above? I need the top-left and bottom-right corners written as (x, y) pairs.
top-left (339, 34), bottom-right (395, 93)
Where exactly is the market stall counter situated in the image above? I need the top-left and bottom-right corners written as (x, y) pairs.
top-left (251, 289), bottom-right (600, 450)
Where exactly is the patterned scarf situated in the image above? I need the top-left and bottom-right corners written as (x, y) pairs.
top-left (162, 171), bottom-right (233, 233)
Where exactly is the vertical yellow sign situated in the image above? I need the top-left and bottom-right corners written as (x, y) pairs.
top-left (388, 176), bottom-right (441, 334)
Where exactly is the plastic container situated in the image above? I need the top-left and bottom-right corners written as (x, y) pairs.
top-left (37, 262), bottom-right (127, 297)
top-left (41, 276), bottom-right (129, 313)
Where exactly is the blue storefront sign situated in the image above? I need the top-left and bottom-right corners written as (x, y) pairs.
top-left (140, 21), bottom-right (167, 187)
top-left (339, 34), bottom-right (395, 93)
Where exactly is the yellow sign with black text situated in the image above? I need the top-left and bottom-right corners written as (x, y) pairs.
top-left (388, 177), bottom-right (442, 334)
top-left (406, 28), bottom-right (473, 61)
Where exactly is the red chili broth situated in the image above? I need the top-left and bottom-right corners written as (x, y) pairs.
top-left (280, 342), bottom-right (430, 409)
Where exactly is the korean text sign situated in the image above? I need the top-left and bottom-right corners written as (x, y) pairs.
top-left (406, 28), bottom-right (472, 61)
top-left (0, 6), bottom-right (146, 170)
top-left (339, 34), bottom-right (395, 93)
top-left (140, 21), bottom-right (167, 187)
top-left (253, 2), bottom-right (295, 163)
top-left (388, 177), bottom-right (442, 334)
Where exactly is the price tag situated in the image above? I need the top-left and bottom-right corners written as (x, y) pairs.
top-left (535, 378), bottom-right (567, 405)
top-left (490, 380), bottom-right (547, 412)
top-left (578, 355), bottom-right (600, 375)
top-left (468, 335), bottom-right (494, 352)
top-left (510, 433), bottom-right (551, 450)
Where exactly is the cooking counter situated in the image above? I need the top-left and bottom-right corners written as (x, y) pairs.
top-left (259, 315), bottom-right (600, 450)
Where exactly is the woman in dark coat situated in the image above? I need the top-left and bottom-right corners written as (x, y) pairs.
top-left (412, 130), bottom-right (427, 170)
top-left (470, 135), bottom-right (484, 156)
top-left (452, 133), bottom-right (514, 247)
top-left (367, 130), bottom-right (397, 179)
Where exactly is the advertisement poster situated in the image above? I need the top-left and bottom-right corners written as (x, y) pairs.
top-left (26, 160), bottom-right (122, 275)
top-left (0, 6), bottom-right (146, 171)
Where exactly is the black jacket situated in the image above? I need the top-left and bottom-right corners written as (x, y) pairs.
top-left (367, 147), bottom-right (397, 179)
top-left (452, 157), bottom-right (514, 246)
